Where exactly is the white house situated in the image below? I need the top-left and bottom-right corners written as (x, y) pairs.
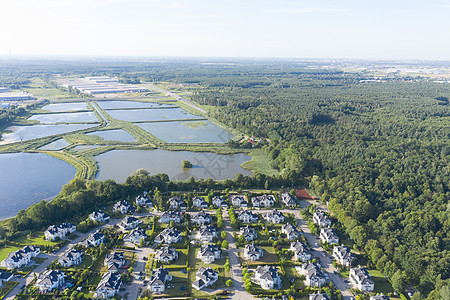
top-left (1, 245), bottom-right (40, 269)
top-left (89, 210), bottom-right (110, 223)
top-left (113, 200), bottom-right (133, 214)
top-left (320, 228), bottom-right (339, 245)
top-left (239, 226), bottom-right (257, 241)
top-left (282, 224), bottom-right (302, 240)
top-left (262, 210), bottom-right (286, 224)
top-left (118, 216), bottom-right (140, 230)
top-left (310, 292), bottom-right (331, 300)
top-left (300, 263), bottom-right (327, 287)
top-left (83, 230), bottom-right (105, 247)
top-left (349, 267), bottom-right (375, 292)
top-left (0, 271), bottom-right (13, 288)
top-left (191, 210), bottom-right (212, 225)
top-left (370, 294), bottom-right (390, 300)
top-left (333, 245), bottom-right (354, 267)
top-left (254, 265), bottom-right (282, 290)
top-left (281, 192), bottom-right (297, 207)
top-left (290, 242), bottom-right (311, 262)
top-left (44, 223), bottom-right (76, 241)
top-left (192, 267), bottom-right (218, 290)
top-left (198, 244), bottom-right (221, 264)
top-left (212, 196), bottom-right (228, 208)
top-left (136, 193), bottom-right (152, 206)
top-left (237, 210), bottom-right (259, 223)
top-left (58, 249), bottom-right (83, 267)
top-left (155, 246), bottom-right (178, 263)
top-left (155, 228), bottom-right (182, 244)
top-left (104, 252), bottom-right (125, 272)
top-left (169, 196), bottom-right (187, 210)
top-left (37, 270), bottom-right (65, 293)
top-left (193, 196), bottom-right (208, 209)
top-left (198, 225), bottom-right (218, 243)
top-left (313, 211), bottom-right (331, 227)
top-left (251, 194), bottom-right (276, 208)
top-left (244, 244), bottom-right (264, 261)
top-left (230, 195), bottom-right (248, 207)
top-left (94, 272), bottom-right (122, 299)
top-left (149, 268), bottom-right (172, 293)
top-left (124, 227), bottom-right (147, 245)
top-left (160, 211), bottom-right (182, 223)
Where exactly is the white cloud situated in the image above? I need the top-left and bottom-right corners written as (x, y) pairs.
top-left (268, 7), bottom-right (345, 14)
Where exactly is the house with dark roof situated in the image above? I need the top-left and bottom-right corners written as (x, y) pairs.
top-left (192, 267), bottom-right (218, 290)
top-left (0, 271), bottom-right (14, 288)
top-left (290, 242), bottom-right (311, 262)
top-left (300, 263), bottom-right (327, 287)
top-left (104, 252), bottom-right (125, 272)
top-left (94, 272), bottom-right (122, 298)
top-left (230, 195), bottom-right (248, 207)
top-left (155, 246), bottom-right (178, 263)
top-left (370, 294), bottom-right (390, 300)
top-left (262, 210), bottom-right (286, 224)
top-left (191, 210), bottom-right (212, 225)
top-left (239, 226), bottom-right (257, 241)
top-left (282, 224), bottom-right (302, 240)
top-left (281, 192), bottom-right (297, 207)
top-left (83, 230), bottom-right (105, 247)
top-left (251, 194), bottom-right (276, 208)
top-left (44, 223), bottom-right (76, 241)
top-left (193, 196), bottom-right (209, 209)
top-left (124, 227), bottom-right (147, 245)
top-left (118, 216), bottom-right (140, 230)
top-left (89, 210), bottom-right (110, 223)
top-left (333, 245), bottom-right (354, 267)
top-left (113, 200), bottom-right (133, 214)
top-left (313, 211), bottom-right (331, 227)
top-left (160, 211), bottom-right (182, 223)
top-left (169, 196), bottom-right (187, 210)
top-left (350, 267), bottom-right (374, 292)
top-left (1, 245), bottom-right (40, 269)
top-left (58, 248), bottom-right (83, 267)
top-left (254, 265), bottom-right (282, 290)
top-left (212, 196), bottom-right (228, 208)
top-left (237, 210), bottom-right (258, 223)
top-left (309, 292), bottom-right (331, 300)
top-left (149, 268), bottom-right (172, 293)
top-left (37, 270), bottom-right (65, 293)
top-left (155, 228), bottom-right (182, 244)
top-left (136, 193), bottom-right (152, 206)
top-left (198, 244), bottom-right (221, 264)
top-left (320, 228), bottom-right (339, 244)
top-left (198, 225), bottom-right (218, 243)
top-left (244, 244), bottom-right (264, 261)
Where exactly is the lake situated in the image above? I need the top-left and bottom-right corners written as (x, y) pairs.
top-left (87, 129), bottom-right (136, 142)
top-left (95, 149), bottom-right (252, 182)
top-left (29, 112), bottom-right (98, 124)
top-left (107, 107), bottom-right (203, 122)
top-left (135, 121), bottom-right (233, 143)
top-left (41, 102), bottom-right (88, 112)
top-left (0, 124), bottom-right (97, 144)
top-left (98, 100), bottom-right (174, 110)
top-left (0, 153), bottom-right (76, 220)
top-left (39, 138), bottom-right (70, 150)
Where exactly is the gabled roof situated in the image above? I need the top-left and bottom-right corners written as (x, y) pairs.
top-left (97, 272), bottom-right (122, 290)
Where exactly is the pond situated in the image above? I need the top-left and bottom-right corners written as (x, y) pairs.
top-left (39, 139), bottom-right (70, 150)
top-left (29, 112), bottom-right (98, 124)
top-left (135, 121), bottom-right (233, 143)
top-left (0, 124), bottom-right (97, 144)
top-left (87, 129), bottom-right (136, 142)
top-left (98, 100), bottom-right (174, 110)
top-left (41, 102), bottom-right (88, 112)
top-left (0, 153), bottom-right (76, 220)
top-left (107, 108), bottom-right (203, 122)
top-left (95, 149), bottom-right (252, 183)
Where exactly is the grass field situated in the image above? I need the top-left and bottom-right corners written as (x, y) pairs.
top-left (369, 269), bottom-right (394, 294)
top-left (14, 232), bottom-right (62, 247)
top-left (246, 246), bottom-right (279, 266)
top-left (162, 248), bottom-right (188, 269)
top-left (241, 149), bottom-right (279, 176)
top-left (0, 245), bottom-right (21, 261)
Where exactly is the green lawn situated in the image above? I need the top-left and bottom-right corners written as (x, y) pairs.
top-left (284, 264), bottom-right (305, 288)
top-left (191, 247), bottom-right (226, 269)
top-left (247, 246), bottom-right (279, 265)
top-left (369, 269), bottom-right (394, 294)
top-left (162, 248), bottom-right (188, 269)
top-left (15, 232), bottom-right (62, 247)
top-left (75, 254), bottom-right (93, 269)
top-left (0, 245), bottom-right (21, 261)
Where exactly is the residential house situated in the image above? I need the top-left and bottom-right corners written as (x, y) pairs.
top-left (118, 216), bottom-right (140, 230)
top-left (37, 270), bottom-right (65, 293)
top-left (160, 211), bottom-right (182, 223)
top-left (89, 210), bottom-right (110, 223)
top-left (212, 196), bottom-right (228, 208)
top-left (262, 210), bottom-right (286, 224)
top-left (198, 225), bottom-right (218, 243)
top-left (1, 245), bottom-right (40, 269)
top-left (251, 194), bottom-right (276, 208)
top-left (310, 292), bottom-right (331, 300)
top-left (237, 210), bottom-right (259, 223)
top-left (349, 267), bottom-right (375, 292)
top-left (290, 242), bottom-right (311, 262)
top-left (192, 267), bottom-right (218, 290)
top-left (230, 195), bottom-right (248, 207)
top-left (239, 226), bottom-right (257, 241)
top-left (313, 211), bottom-right (331, 227)
top-left (244, 244), bottom-right (264, 261)
top-left (191, 210), bottom-right (212, 225)
top-left (300, 263), bottom-right (327, 287)
top-left (281, 192), bottom-right (297, 207)
top-left (124, 227), bottom-right (147, 245)
top-left (0, 271), bottom-right (13, 287)
top-left (94, 272), bottom-right (122, 299)
top-left (44, 223), bottom-right (76, 241)
top-left (154, 228), bottom-right (182, 244)
top-left (149, 268), bottom-right (172, 293)
top-left (58, 249), bottom-right (83, 267)
top-left (282, 224), bottom-right (302, 240)
top-left (104, 252), bottom-right (125, 272)
top-left (83, 230), bottom-right (105, 247)
top-left (155, 246), bottom-right (178, 263)
top-left (113, 200), bottom-right (133, 214)
top-left (169, 196), bottom-right (187, 210)
top-left (198, 244), bottom-right (221, 264)
top-left (136, 193), bottom-right (152, 206)
top-left (193, 196), bottom-right (208, 209)
top-left (254, 265), bottom-right (282, 290)
top-left (333, 245), bottom-right (354, 267)
top-left (320, 228), bottom-right (339, 245)
top-left (370, 294), bottom-right (390, 300)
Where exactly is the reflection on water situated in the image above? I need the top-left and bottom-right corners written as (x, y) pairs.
top-left (41, 102), bottom-right (88, 112)
top-left (29, 112), bottom-right (98, 124)
top-left (39, 139), bottom-right (70, 150)
top-left (98, 100), bottom-right (174, 110)
top-left (107, 108), bottom-right (203, 122)
top-left (87, 129), bottom-right (136, 142)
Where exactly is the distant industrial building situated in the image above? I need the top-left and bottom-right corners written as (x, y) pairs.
top-left (62, 76), bottom-right (149, 95)
top-left (0, 91), bottom-right (36, 101)
top-left (0, 87), bottom-right (10, 93)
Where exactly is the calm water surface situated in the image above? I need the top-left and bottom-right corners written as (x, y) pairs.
top-left (42, 102), bottom-right (88, 112)
top-left (87, 129), bottom-right (136, 142)
top-left (107, 108), bottom-right (203, 122)
top-left (0, 153), bottom-right (76, 220)
top-left (39, 139), bottom-right (70, 150)
top-left (98, 100), bottom-right (174, 110)
top-left (95, 149), bottom-right (252, 182)
top-left (29, 112), bottom-right (98, 123)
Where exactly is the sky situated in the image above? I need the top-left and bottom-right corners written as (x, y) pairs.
top-left (1, 0), bottom-right (450, 60)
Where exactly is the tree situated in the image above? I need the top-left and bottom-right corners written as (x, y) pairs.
top-left (221, 231), bottom-right (228, 240)
top-left (182, 160), bottom-right (192, 168)
top-left (391, 270), bottom-right (407, 293)
top-left (139, 238), bottom-right (145, 248)
top-left (169, 221), bottom-right (175, 228)
top-left (221, 240), bottom-right (229, 249)
top-left (226, 279), bottom-right (233, 287)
